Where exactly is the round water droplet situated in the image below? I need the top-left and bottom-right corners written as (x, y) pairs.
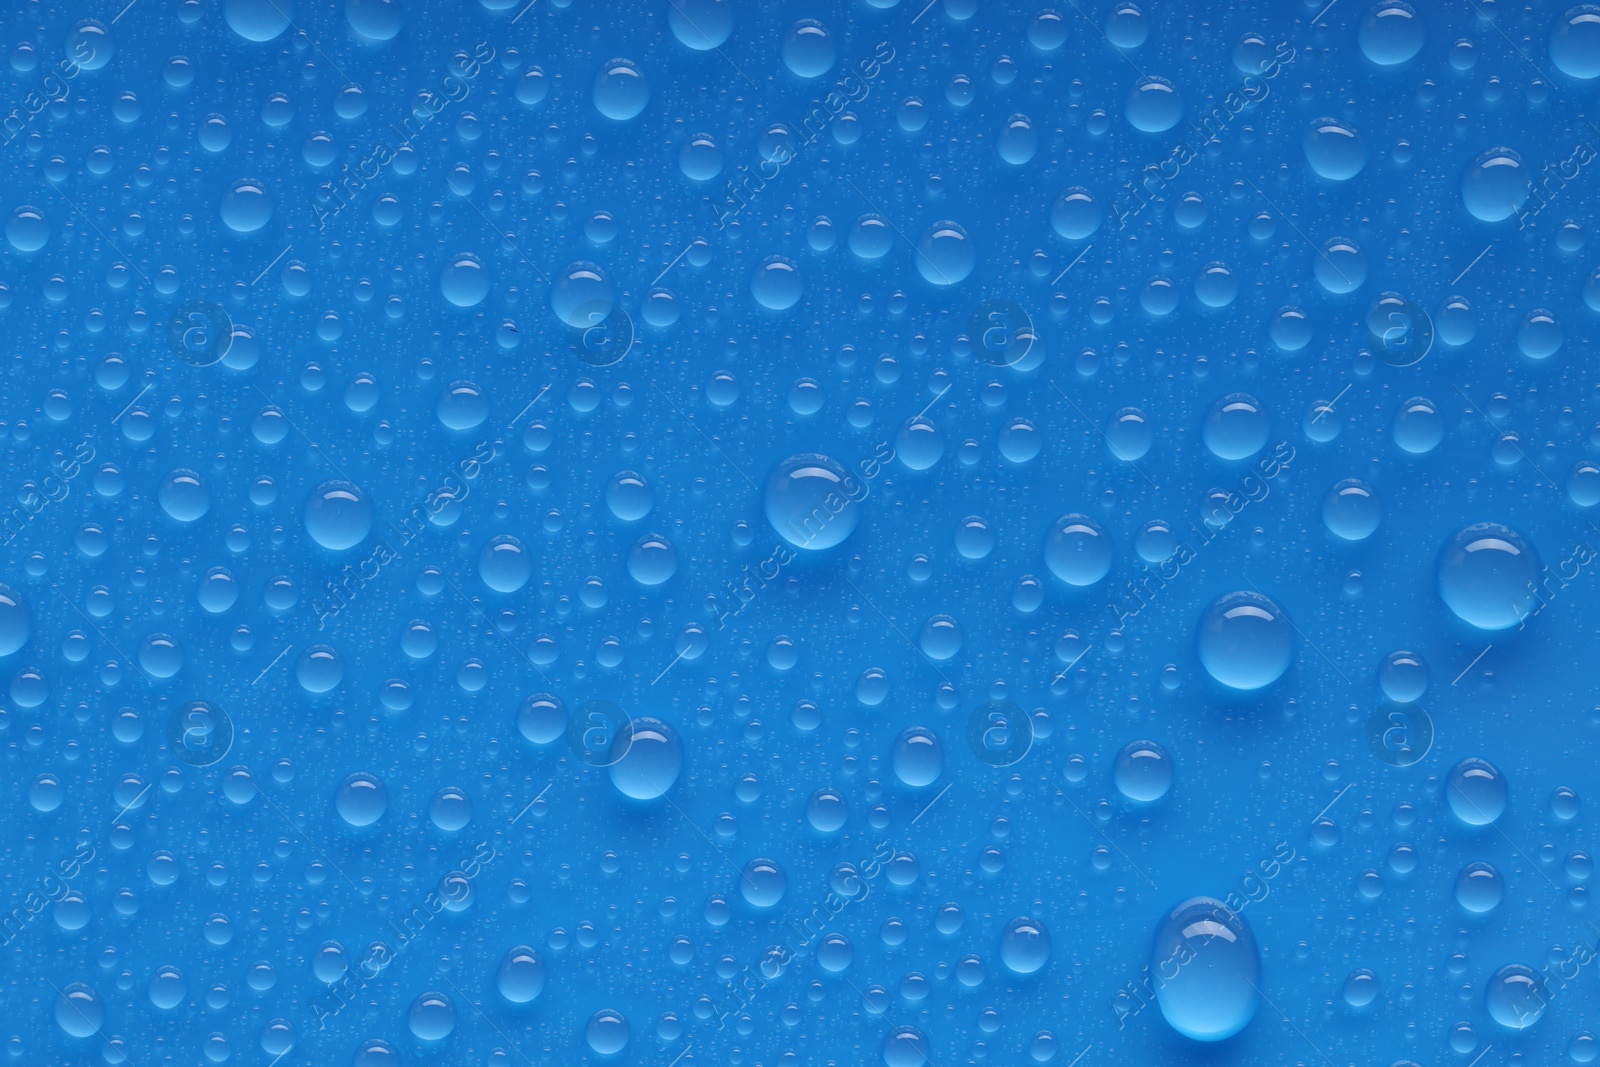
top-left (551, 261), bottom-right (616, 328)
top-left (1197, 591), bottom-right (1294, 691)
top-left (219, 178), bottom-right (272, 233)
top-left (1315, 237), bottom-right (1367, 292)
top-left (807, 788), bottom-right (848, 832)
top-left (1436, 522), bottom-right (1541, 630)
top-left (607, 717), bottom-right (682, 800)
top-left (1446, 757), bottom-right (1508, 826)
top-left (1569, 460), bottom-right (1600, 506)
top-left (335, 772), bottom-right (387, 827)
top-left (593, 58), bottom-right (649, 120)
top-left (1485, 964), bottom-right (1546, 1030)
top-left (1552, 6), bottom-right (1600, 79)
top-left (0, 585), bottom-right (30, 656)
top-left (408, 991), bottom-right (455, 1041)
top-left (1322, 478), bottom-right (1381, 540)
top-left (668, 0), bottom-right (733, 50)
top-left (1051, 187), bottom-right (1102, 240)
top-left (517, 693), bottom-right (565, 745)
top-left (1114, 739), bottom-right (1173, 802)
top-left (883, 1026), bottom-right (931, 1067)
top-left (479, 536), bottom-right (531, 593)
top-left (751, 256), bottom-right (803, 310)
top-left (1392, 397), bottom-right (1443, 454)
top-left (440, 252), bottom-right (490, 308)
top-left (739, 857), bottom-right (787, 907)
top-left (1000, 916), bottom-right (1051, 975)
top-left (1043, 513), bottom-right (1112, 587)
top-left (303, 481), bottom-right (371, 550)
top-left (54, 983), bottom-right (103, 1037)
top-left (1455, 861), bottom-right (1503, 913)
top-left (1126, 76), bottom-right (1183, 132)
top-left (1303, 118), bottom-right (1367, 180)
top-left (224, 0), bottom-right (293, 41)
top-left (296, 645), bottom-right (343, 693)
top-left (345, 0), bottom-right (404, 41)
top-left (498, 946), bottom-right (545, 1003)
top-left (1378, 650), bottom-right (1428, 702)
top-left (159, 469), bottom-right (210, 522)
top-left (919, 615), bottom-right (962, 661)
top-left (1150, 897), bottom-right (1261, 1041)
top-left (765, 453), bottom-right (861, 551)
top-left (1359, 1), bottom-right (1425, 66)
top-left (916, 220), bottom-right (975, 285)
top-left (627, 533), bottom-right (678, 586)
top-left (893, 727), bottom-right (943, 787)
top-left (1461, 147), bottom-right (1530, 223)
top-left (6, 206), bottom-right (48, 252)
top-left (1203, 393), bottom-right (1268, 461)
top-left (782, 19), bottom-right (836, 78)
top-left (1518, 308), bottom-right (1562, 359)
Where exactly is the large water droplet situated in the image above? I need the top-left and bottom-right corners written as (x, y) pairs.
top-left (668, 0), bottom-right (733, 50)
top-left (335, 772), bottom-right (387, 827)
top-left (739, 857), bottom-right (787, 907)
top-left (303, 481), bottom-right (371, 550)
top-left (1461, 148), bottom-right (1530, 223)
top-left (1446, 757), bottom-right (1508, 826)
top-left (0, 585), bottom-right (30, 656)
top-left (1455, 861), bottom-right (1503, 913)
top-left (593, 59), bottom-right (649, 120)
top-left (608, 717), bottom-right (683, 800)
top-left (1485, 964), bottom-right (1546, 1030)
top-left (1303, 118), bottom-right (1367, 180)
top-left (1000, 916), bottom-right (1051, 974)
top-left (1043, 513), bottom-right (1113, 586)
top-left (497, 946), bottom-right (545, 1003)
top-left (765, 453), bottom-right (861, 551)
top-left (1197, 591), bottom-right (1294, 691)
top-left (1114, 739), bottom-right (1173, 802)
top-left (1358, 1), bottom-right (1425, 66)
top-left (892, 727), bottom-right (943, 787)
top-left (1150, 897), bottom-right (1261, 1041)
top-left (1436, 522), bottom-right (1541, 630)
top-left (54, 983), bottom-right (103, 1038)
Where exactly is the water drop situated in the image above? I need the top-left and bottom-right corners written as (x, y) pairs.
top-left (1150, 897), bottom-right (1261, 1041)
top-left (1436, 522), bottom-right (1541, 630)
top-left (1197, 591), bottom-right (1294, 691)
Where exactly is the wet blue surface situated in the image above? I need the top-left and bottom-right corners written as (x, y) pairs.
top-left (4, 1), bottom-right (1600, 1065)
